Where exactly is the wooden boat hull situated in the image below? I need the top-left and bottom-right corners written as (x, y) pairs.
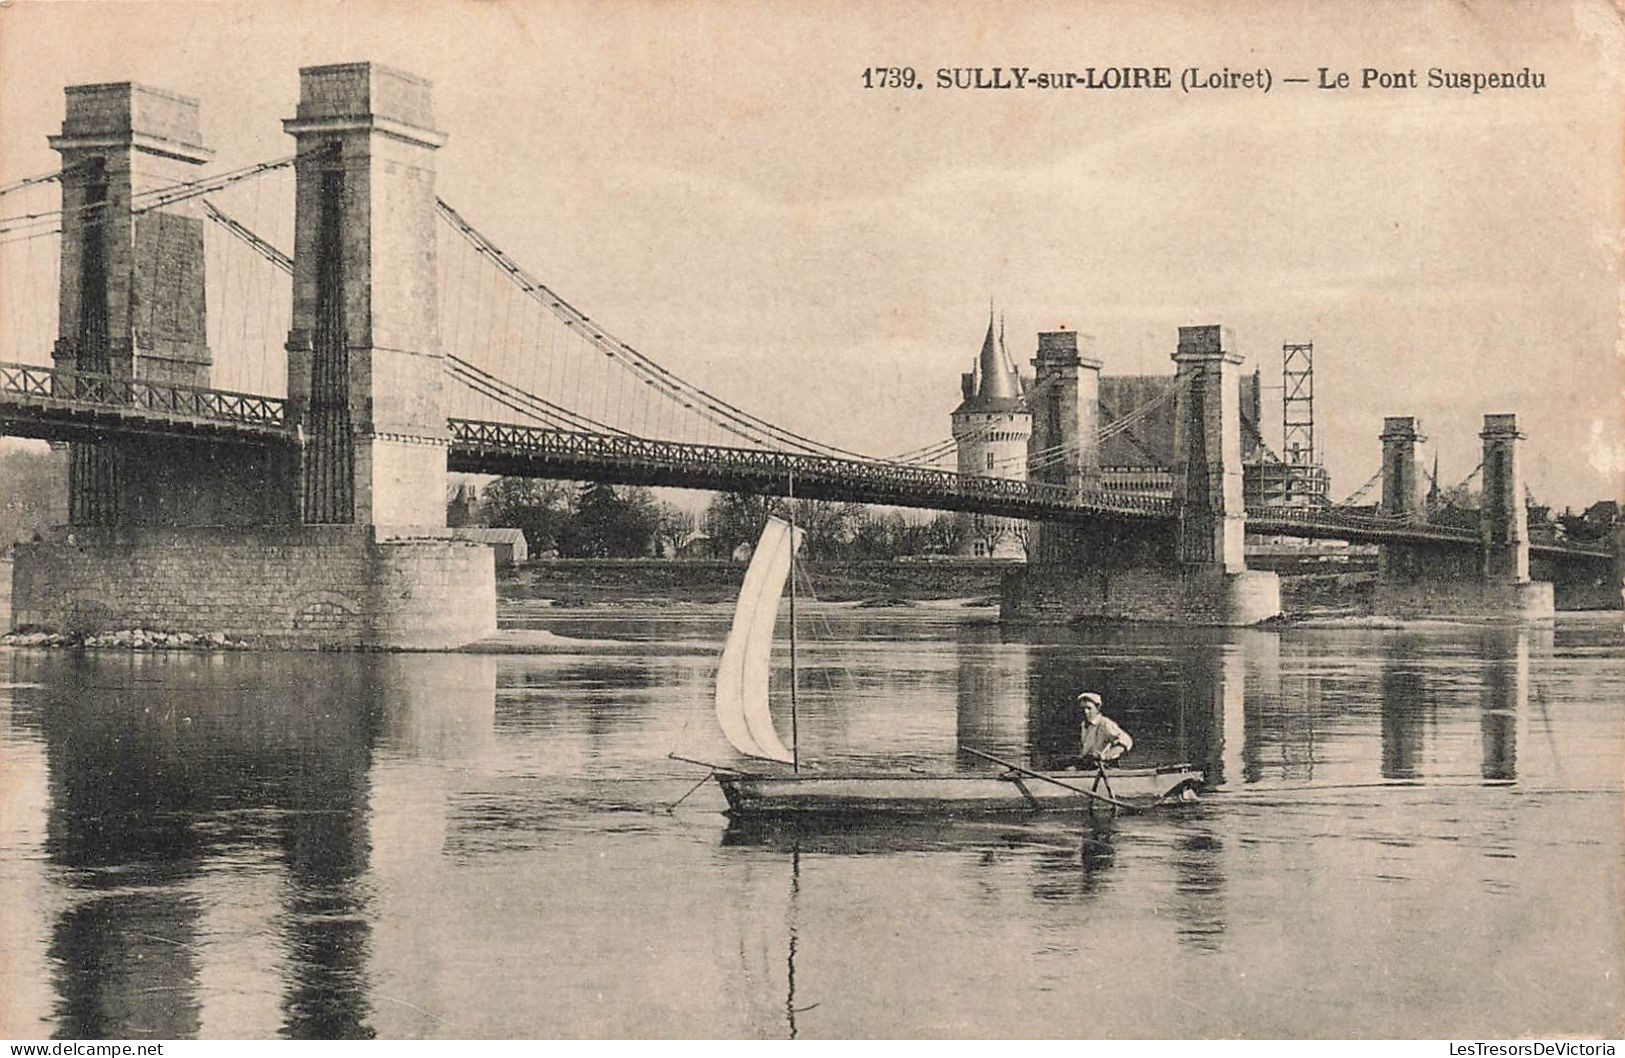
top-left (716, 766), bottom-right (1203, 817)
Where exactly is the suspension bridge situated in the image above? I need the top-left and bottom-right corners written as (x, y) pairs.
top-left (0, 67), bottom-right (1612, 646)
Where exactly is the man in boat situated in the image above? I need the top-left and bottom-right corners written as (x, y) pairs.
top-left (1071, 692), bottom-right (1133, 769)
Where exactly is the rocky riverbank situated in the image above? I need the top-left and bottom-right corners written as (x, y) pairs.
top-left (2, 628), bottom-right (249, 650)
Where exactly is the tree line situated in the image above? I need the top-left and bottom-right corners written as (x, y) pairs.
top-left (460, 477), bottom-right (1003, 560)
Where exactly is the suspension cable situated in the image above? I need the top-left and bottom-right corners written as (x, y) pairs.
top-left (201, 200), bottom-right (293, 272)
top-left (436, 196), bottom-right (913, 462)
top-left (446, 354), bottom-right (632, 435)
top-left (0, 158), bottom-right (98, 199)
top-left (0, 145), bottom-right (334, 241)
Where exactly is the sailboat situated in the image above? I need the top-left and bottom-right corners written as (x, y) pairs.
top-left (704, 515), bottom-right (1205, 818)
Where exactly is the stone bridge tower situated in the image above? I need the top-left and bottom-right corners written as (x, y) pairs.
top-left (47, 83), bottom-right (262, 527)
top-left (1002, 323), bottom-right (1280, 625)
top-left (11, 65), bottom-right (496, 649)
top-left (1373, 412), bottom-right (1555, 620)
top-left (1024, 328), bottom-right (1100, 564)
top-left (284, 63), bottom-right (450, 535)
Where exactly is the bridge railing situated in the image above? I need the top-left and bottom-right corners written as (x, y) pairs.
top-left (448, 419), bottom-right (1175, 517)
top-left (0, 360), bottom-right (286, 429)
top-left (1244, 503), bottom-right (1480, 540)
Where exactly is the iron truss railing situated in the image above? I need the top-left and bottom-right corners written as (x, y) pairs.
top-left (0, 373), bottom-right (1613, 559)
top-left (447, 418), bottom-right (1175, 523)
top-left (0, 361), bottom-right (287, 442)
top-left (1247, 505), bottom-right (1612, 559)
top-left (1246, 504), bottom-right (1479, 542)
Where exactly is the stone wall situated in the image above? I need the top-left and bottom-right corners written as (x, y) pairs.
top-left (1002, 564), bottom-right (1280, 625)
top-left (10, 527), bottom-right (495, 649)
top-left (1377, 537), bottom-right (1562, 619)
top-left (1531, 551), bottom-right (1622, 611)
top-left (1371, 577), bottom-right (1555, 622)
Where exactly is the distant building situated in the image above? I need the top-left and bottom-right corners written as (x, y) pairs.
top-left (451, 526), bottom-right (529, 566)
top-left (447, 481), bottom-right (480, 527)
top-left (952, 313), bottom-right (1031, 558)
top-left (1092, 369), bottom-right (1326, 506)
top-left (947, 320), bottom-right (1332, 546)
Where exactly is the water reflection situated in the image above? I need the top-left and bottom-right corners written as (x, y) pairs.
top-left (47, 895), bottom-right (202, 1040)
top-left (1172, 825), bottom-right (1227, 952)
top-left (949, 625), bottom-right (1292, 788)
top-left (1176, 640), bottom-right (1253, 786)
top-left (4, 610), bottom-right (1618, 1040)
top-left (1380, 635), bottom-right (1430, 780)
top-left (36, 656), bottom-right (222, 1040)
top-left (722, 814), bottom-right (1078, 856)
top-left (14, 651), bottom-right (498, 1040)
top-left (1478, 628), bottom-right (1537, 782)
top-left (952, 623), bottom-right (1029, 763)
top-left (275, 676), bottom-right (375, 1040)
top-left (1027, 815), bottom-right (1120, 901)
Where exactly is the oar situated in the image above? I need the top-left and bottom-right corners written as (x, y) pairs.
top-left (960, 745), bottom-right (1138, 812)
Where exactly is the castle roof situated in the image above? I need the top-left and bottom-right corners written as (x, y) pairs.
top-left (945, 314), bottom-right (1271, 468)
top-left (1097, 372), bottom-right (1267, 467)
top-left (954, 314), bottom-right (1026, 416)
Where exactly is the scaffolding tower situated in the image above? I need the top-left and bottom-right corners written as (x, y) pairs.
top-left (1281, 342), bottom-right (1328, 505)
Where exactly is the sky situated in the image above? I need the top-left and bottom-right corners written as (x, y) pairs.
top-left (1, 0), bottom-right (1621, 509)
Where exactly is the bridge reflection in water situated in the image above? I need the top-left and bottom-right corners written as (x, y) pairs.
top-left (950, 624), bottom-right (1289, 785)
top-left (946, 626), bottom-right (1290, 955)
top-left (9, 652), bottom-right (497, 1040)
top-left (0, 615), bottom-right (1587, 1040)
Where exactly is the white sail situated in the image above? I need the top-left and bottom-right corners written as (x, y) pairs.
top-left (715, 516), bottom-right (803, 764)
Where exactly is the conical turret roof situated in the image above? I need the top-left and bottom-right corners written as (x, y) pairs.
top-left (954, 311), bottom-right (1025, 415)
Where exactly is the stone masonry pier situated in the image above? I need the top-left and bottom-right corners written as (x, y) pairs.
top-left (1372, 413), bottom-right (1555, 621)
top-left (1003, 325), bottom-right (1281, 625)
top-left (10, 64), bottom-right (496, 649)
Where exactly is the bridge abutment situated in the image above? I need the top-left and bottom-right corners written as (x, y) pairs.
top-left (1373, 413), bottom-right (1554, 621)
top-left (11, 527), bottom-right (494, 649)
top-left (1004, 325), bottom-right (1280, 626)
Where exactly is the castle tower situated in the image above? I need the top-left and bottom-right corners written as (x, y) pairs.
top-left (951, 312), bottom-right (1031, 558)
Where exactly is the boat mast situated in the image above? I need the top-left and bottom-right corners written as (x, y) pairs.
top-left (787, 473), bottom-right (799, 774)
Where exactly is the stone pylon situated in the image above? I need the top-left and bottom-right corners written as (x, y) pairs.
top-left (1379, 416), bottom-right (1427, 524)
top-left (50, 83), bottom-right (214, 524)
top-left (1479, 414), bottom-right (1530, 583)
top-left (284, 63), bottom-right (449, 534)
top-left (1171, 325), bottom-right (1246, 573)
top-left (1025, 329), bottom-right (1100, 564)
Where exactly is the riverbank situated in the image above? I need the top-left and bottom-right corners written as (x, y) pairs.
top-left (504, 557), bottom-right (1022, 606)
top-left (504, 557), bottom-right (1382, 612)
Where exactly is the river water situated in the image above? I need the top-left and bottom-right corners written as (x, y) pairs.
top-left (1, 600), bottom-right (1620, 1039)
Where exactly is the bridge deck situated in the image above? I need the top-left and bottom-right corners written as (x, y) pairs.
top-left (445, 418), bottom-right (1171, 524)
top-left (0, 365), bottom-right (1610, 559)
top-left (0, 362), bottom-right (287, 445)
